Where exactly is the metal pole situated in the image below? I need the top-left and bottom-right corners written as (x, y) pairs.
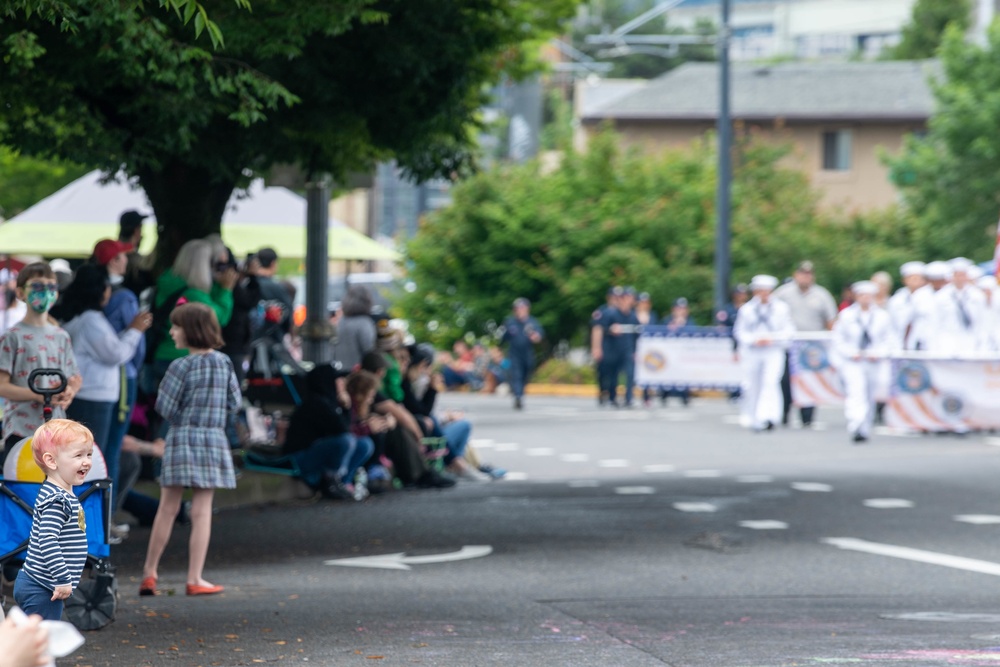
top-left (713, 0), bottom-right (732, 313)
top-left (301, 175), bottom-right (333, 364)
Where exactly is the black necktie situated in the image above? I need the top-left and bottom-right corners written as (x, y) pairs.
top-left (859, 314), bottom-right (872, 350)
top-left (955, 293), bottom-right (972, 329)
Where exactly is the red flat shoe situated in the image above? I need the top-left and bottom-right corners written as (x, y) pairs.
top-left (186, 583), bottom-right (224, 596)
top-left (139, 576), bottom-right (158, 596)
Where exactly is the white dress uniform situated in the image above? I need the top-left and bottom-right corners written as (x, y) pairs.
top-left (886, 261), bottom-right (927, 351)
top-left (733, 276), bottom-right (795, 431)
top-left (929, 283), bottom-right (986, 355)
top-left (832, 289), bottom-right (893, 441)
top-left (976, 275), bottom-right (1000, 351)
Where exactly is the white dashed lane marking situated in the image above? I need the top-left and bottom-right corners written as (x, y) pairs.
top-left (598, 459), bottom-right (630, 468)
top-left (560, 453), bottom-right (589, 463)
top-left (683, 470), bottom-right (722, 478)
top-left (954, 515), bottom-right (1000, 525)
top-left (673, 502), bottom-right (718, 513)
top-left (615, 486), bottom-right (656, 495)
top-left (736, 475), bottom-right (774, 483)
top-left (642, 464), bottom-right (675, 473)
top-left (494, 443), bottom-right (520, 452)
top-left (863, 498), bottom-right (914, 509)
top-left (739, 520), bottom-right (789, 530)
top-left (503, 472), bottom-right (528, 481)
top-left (792, 482), bottom-right (833, 492)
top-left (525, 447), bottom-right (555, 457)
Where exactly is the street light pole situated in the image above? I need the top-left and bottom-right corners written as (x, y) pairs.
top-left (301, 175), bottom-right (333, 364)
top-left (714, 0), bottom-right (732, 314)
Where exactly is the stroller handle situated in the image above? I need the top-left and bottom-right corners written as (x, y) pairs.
top-left (28, 369), bottom-right (68, 419)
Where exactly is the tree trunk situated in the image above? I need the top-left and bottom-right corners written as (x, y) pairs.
top-left (138, 162), bottom-right (236, 272)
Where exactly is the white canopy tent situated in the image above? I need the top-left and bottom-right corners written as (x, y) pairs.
top-left (0, 170), bottom-right (400, 261)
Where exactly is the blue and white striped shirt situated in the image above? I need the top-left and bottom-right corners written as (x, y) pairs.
top-left (22, 480), bottom-right (87, 591)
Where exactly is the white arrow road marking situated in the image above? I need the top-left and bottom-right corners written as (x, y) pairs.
top-left (739, 520), bottom-right (788, 530)
top-left (673, 502), bottom-right (717, 512)
top-left (863, 498), bottom-right (914, 509)
top-left (822, 538), bottom-right (1000, 577)
top-left (954, 515), bottom-right (1000, 525)
top-left (792, 482), bottom-right (833, 492)
top-left (615, 486), bottom-right (655, 495)
top-left (736, 474), bottom-right (774, 483)
top-left (683, 470), bottom-right (721, 478)
top-left (325, 545), bottom-right (493, 570)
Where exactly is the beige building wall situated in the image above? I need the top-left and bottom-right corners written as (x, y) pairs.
top-left (583, 119), bottom-right (923, 213)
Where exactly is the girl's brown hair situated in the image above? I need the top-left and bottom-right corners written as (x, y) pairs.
top-left (169, 302), bottom-right (225, 350)
top-left (345, 370), bottom-right (380, 400)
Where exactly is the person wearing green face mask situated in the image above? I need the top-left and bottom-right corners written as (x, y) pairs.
top-left (0, 262), bottom-right (83, 468)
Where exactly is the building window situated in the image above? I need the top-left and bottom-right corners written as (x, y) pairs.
top-left (822, 130), bottom-right (852, 171)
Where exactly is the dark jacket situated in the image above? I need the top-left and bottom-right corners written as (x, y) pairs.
top-left (284, 365), bottom-right (350, 454)
top-left (221, 275), bottom-right (262, 357)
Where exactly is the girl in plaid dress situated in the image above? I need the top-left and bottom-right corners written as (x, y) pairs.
top-left (139, 303), bottom-right (241, 597)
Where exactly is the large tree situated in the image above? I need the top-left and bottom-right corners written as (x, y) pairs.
top-left (1, 0), bottom-right (577, 262)
top-left (399, 132), bottom-right (921, 349)
top-left (887, 23), bottom-right (1000, 261)
top-left (889, 0), bottom-right (971, 60)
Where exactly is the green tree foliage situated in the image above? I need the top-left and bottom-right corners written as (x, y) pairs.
top-left (0, 0), bottom-right (577, 263)
top-left (889, 0), bottom-right (971, 60)
top-left (399, 131), bottom-right (922, 350)
top-left (0, 147), bottom-right (89, 219)
top-left (887, 23), bottom-right (1000, 261)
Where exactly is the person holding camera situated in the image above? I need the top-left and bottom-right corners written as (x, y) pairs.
top-left (253, 247), bottom-right (293, 345)
top-left (220, 251), bottom-right (262, 382)
top-left (143, 237), bottom-right (238, 398)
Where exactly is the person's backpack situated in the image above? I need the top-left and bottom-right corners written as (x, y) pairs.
top-left (143, 286), bottom-right (188, 364)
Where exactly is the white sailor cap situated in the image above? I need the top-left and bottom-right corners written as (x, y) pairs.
top-left (750, 274), bottom-right (779, 291)
top-left (900, 261), bottom-right (926, 278)
top-left (852, 280), bottom-right (878, 296)
top-left (949, 257), bottom-right (974, 273)
top-left (977, 275), bottom-right (997, 290)
top-left (967, 265), bottom-right (985, 281)
top-left (924, 261), bottom-right (952, 280)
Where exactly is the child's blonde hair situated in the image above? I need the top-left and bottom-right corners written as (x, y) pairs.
top-left (31, 419), bottom-right (94, 470)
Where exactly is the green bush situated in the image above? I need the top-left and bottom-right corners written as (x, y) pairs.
top-left (532, 358), bottom-right (596, 385)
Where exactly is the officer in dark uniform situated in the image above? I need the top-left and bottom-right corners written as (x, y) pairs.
top-left (616, 287), bottom-right (641, 407)
top-left (591, 286), bottom-right (623, 406)
top-left (501, 297), bottom-right (545, 410)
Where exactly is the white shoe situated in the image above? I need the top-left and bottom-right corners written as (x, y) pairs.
top-left (456, 465), bottom-right (491, 482)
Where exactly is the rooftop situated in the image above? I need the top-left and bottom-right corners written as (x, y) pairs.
top-left (582, 60), bottom-right (940, 123)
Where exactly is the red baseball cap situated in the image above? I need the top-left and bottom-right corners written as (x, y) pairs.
top-left (93, 239), bottom-right (134, 266)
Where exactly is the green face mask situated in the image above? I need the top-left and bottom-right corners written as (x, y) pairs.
top-left (26, 287), bottom-right (58, 313)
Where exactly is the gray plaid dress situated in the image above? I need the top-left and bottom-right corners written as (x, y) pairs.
top-left (156, 350), bottom-right (241, 489)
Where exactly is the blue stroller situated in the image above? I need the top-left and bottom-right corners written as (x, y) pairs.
top-left (0, 369), bottom-right (117, 630)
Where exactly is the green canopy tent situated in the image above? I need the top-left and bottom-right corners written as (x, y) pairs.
top-left (0, 170), bottom-right (401, 262)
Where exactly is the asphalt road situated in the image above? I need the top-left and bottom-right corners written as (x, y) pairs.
top-left (60, 393), bottom-right (1000, 666)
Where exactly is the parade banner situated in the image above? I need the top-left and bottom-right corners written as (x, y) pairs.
top-left (886, 358), bottom-right (1000, 432)
top-left (788, 339), bottom-right (845, 407)
top-left (635, 326), bottom-right (741, 391)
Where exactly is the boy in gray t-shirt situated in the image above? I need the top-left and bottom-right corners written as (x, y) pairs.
top-left (0, 263), bottom-right (81, 463)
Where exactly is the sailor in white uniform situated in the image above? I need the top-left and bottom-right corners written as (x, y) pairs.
top-left (886, 261), bottom-right (928, 351)
top-left (832, 280), bottom-right (893, 443)
top-left (929, 257), bottom-right (986, 355)
top-left (976, 273), bottom-right (1000, 351)
top-left (733, 275), bottom-right (795, 431)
